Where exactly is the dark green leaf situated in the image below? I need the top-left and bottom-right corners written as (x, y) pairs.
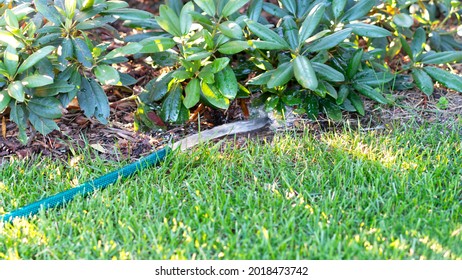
top-left (184, 78), bottom-right (200, 108)
top-left (424, 66), bottom-right (462, 92)
top-left (280, 0), bottom-right (297, 15)
top-left (160, 84), bottom-right (183, 122)
top-left (353, 70), bottom-right (395, 87)
top-left (322, 100), bottom-right (342, 121)
top-left (347, 92), bottom-right (365, 115)
top-left (411, 27), bottom-right (426, 58)
top-left (268, 62), bottom-right (294, 88)
top-left (247, 70), bottom-right (274, 85)
top-left (354, 84), bottom-right (389, 104)
top-left (399, 35), bottom-right (413, 60)
top-left (412, 68), bottom-right (434, 96)
top-left (341, 0), bottom-right (375, 22)
top-left (249, 40), bottom-right (289, 50)
top-left (307, 28), bottom-right (352, 52)
top-left (222, 0), bottom-right (249, 17)
top-left (312, 62), bottom-right (345, 82)
top-left (393, 14), bottom-right (414, 28)
top-left (146, 72), bottom-right (174, 102)
top-left (282, 16), bottom-right (299, 51)
top-left (337, 84), bottom-right (349, 105)
top-left (219, 21), bottom-right (244, 39)
top-left (180, 1), bottom-right (194, 35)
top-left (28, 97), bottom-right (62, 119)
top-left (262, 3), bottom-right (289, 18)
top-left (77, 78), bottom-right (96, 118)
top-left (29, 111), bottom-right (60, 135)
top-left (73, 38), bottom-right (93, 68)
top-left (304, 94), bottom-right (319, 119)
top-left (218, 41), bottom-right (249, 54)
top-left (299, 3), bottom-right (325, 44)
top-left (35, 0), bottom-right (62, 25)
top-left (201, 82), bottom-right (230, 109)
top-left (347, 23), bottom-right (392, 38)
top-left (103, 8), bottom-right (152, 21)
top-left (89, 78), bottom-right (110, 124)
top-left (59, 37), bottom-right (74, 65)
top-left (248, 0), bottom-right (263, 21)
top-left (105, 42), bottom-right (143, 59)
top-left (0, 90), bottom-right (11, 113)
top-left (215, 66), bottom-right (238, 99)
top-left (140, 37), bottom-right (176, 53)
top-left (421, 51), bottom-right (462, 65)
top-left (332, 0), bottom-right (347, 19)
top-left (194, 0), bottom-right (216, 16)
top-left (246, 20), bottom-right (290, 50)
top-left (347, 49), bottom-right (363, 79)
top-left (94, 65), bottom-right (120, 85)
top-left (34, 80), bottom-right (75, 97)
top-left (4, 45), bottom-right (18, 77)
top-left (8, 81), bottom-right (25, 102)
top-left (156, 5), bottom-right (182, 36)
top-left (22, 74), bottom-right (54, 88)
top-left (294, 56), bottom-right (318, 90)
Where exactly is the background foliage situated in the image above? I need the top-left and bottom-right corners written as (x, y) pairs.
top-left (1, 0), bottom-right (462, 140)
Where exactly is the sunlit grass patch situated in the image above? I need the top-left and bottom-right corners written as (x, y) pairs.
top-left (0, 121), bottom-right (461, 259)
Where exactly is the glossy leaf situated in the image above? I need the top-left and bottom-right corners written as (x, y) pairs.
top-left (73, 38), bottom-right (93, 68)
top-left (0, 90), bottom-right (11, 113)
top-left (210, 58), bottom-right (230, 73)
top-left (282, 16), bottom-right (299, 51)
top-left (412, 68), bottom-right (434, 96)
top-left (222, 0), bottom-right (249, 17)
top-left (17, 46), bottom-right (55, 74)
top-left (341, 0), bottom-right (375, 22)
top-left (347, 92), bottom-right (365, 116)
top-left (94, 65), bottom-right (120, 85)
top-left (424, 66), bottom-right (462, 92)
top-left (262, 3), bottom-right (289, 18)
top-left (294, 56), bottom-right (318, 90)
top-left (332, 0), bottom-right (347, 19)
top-left (4, 45), bottom-right (19, 77)
top-left (28, 97), bottom-right (62, 119)
top-left (0, 30), bottom-right (23, 48)
top-left (22, 75), bottom-right (54, 88)
top-left (346, 49), bottom-right (363, 79)
top-left (218, 41), bottom-right (250, 54)
top-left (29, 112), bottom-right (60, 135)
top-left (353, 84), bottom-right (389, 104)
top-left (421, 51), bottom-right (462, 65)
top-left (219, 21), bottom-right (244, 39)
top-left (104, 43), bottom-right (142, 59)
top-left (184, 78), bottom-right (200, 108)
top-left (307, 28), bottom-right (352, 52)
top-left (267, 62), bottom-right (294, 88)
top-left (312, 62), bottom-right (345, 82)
top-left (156, 5), bottom-right (182, 36)
top-left (248, 0), bottom-right (263, 21)
top-left (299, 3), bottom-right (325, 44)
top-left (201, 82), bottom-right (230, 109)
top-left (280, 0), bottom-right (297, 15)
top-left (322, 100), bottom-right (342, 121)
top-left (160, 84), bottom-right (182, 122)
top-left (194, 0), bottom-right (216, 16)
top-left (215, 66), bottom-right (238, 99)
top-left (77, 78), bottom-right (96, 118)
top-left (89, 78), bottom-right (110, 124)
top-left (180, 1), bottom-right (194, 35)
top-left (347, 23), bottom-right (392, 38)
top-left (8, 81), bottom-right (25, 102)
top-left (35, 0), bottom-right (62, 25)
top-left (140, 37), bottom-right (176, 53)
top-left (337, 84), bottom-right (349, 105)
top-left (411, 28), bottom-right (426, 58)
top-left (393, 14), bottom-right (414, 28)
top-left (353, 70), bottom-right (395, 87)
top-left (246, 21), bottom-right (290, 50)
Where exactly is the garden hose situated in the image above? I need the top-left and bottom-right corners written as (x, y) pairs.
top-left (0, 117), bottom-right (270, 223)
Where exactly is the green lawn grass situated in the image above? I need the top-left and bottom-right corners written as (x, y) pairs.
top-left (0, 121), bottom-right (461, 259)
